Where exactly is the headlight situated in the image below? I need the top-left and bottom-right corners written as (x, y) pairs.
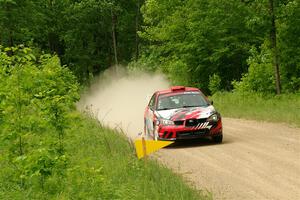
top-left (208, 113), bottom-right (219, 122)
top-left (155, 120), bottom-right (160, 125)
top-left (160, 119), bottom-right (175, 126)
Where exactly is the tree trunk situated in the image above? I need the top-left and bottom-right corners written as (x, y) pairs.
top-left (9, 30), bottom-right (13, 47)
top-left (48, 0), bottom-right (61, 55)
top-left (135, 0), bottom-right (140, 61)
top-left (269, 0), bottom-right (281, 95)
top-left (6, 3), bottom-right (13, 48)
top-left (6, 3), bottom-right (13, 56)
top-left (111, 9), bottom-right (118, 67)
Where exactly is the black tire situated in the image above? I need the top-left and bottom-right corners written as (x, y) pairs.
top-left (212, 134), bottom-right (223, 143)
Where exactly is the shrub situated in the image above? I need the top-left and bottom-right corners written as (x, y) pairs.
top-left (0, 45), bottom-right (79, 188)
top-left (209, 74), bottom-right (221, 94)
top-left (232, 42), bottom-right (275, 93)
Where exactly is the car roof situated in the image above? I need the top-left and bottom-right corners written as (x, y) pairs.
top-left (156, 86), bottom-right (200, 95)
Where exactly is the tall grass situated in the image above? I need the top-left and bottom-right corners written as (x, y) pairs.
top-left (212, 92), bottom-right (300, 127)
top-left (0, 113), bottom-right (210, 199)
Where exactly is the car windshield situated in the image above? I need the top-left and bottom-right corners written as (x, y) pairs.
top-left (157, 92), bottom-right (209, 110)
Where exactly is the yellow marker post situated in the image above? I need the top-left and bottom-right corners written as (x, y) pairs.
top-left (134, 138), bottom-right (174, 159)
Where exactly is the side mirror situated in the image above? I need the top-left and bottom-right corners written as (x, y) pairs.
top-left (210, 100), bottom-right (214, 105)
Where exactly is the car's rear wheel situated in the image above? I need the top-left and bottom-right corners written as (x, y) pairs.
top-left (212, 134), bottom-right (223, 143)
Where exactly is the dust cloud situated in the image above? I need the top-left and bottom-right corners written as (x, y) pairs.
top-left (78, 67), bottom-right (169, 139)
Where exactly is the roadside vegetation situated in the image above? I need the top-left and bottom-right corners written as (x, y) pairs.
top-left (1, 114), bottom-right (206, 199)
top-left (212, 92), bottom-right (300, 127)
top-left (0, 47), bottom-right (207, 199)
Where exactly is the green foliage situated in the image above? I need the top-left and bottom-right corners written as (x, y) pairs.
top-left (0, 0), bottom-right (140, 84)
top-left (232, 42), bottom-right (275, 93)
top-left (139, 0), bottom-right (261, 92)
top-left (209, 74), bottom-right (221, 95)
top-left (136, 0), bottom-right (300, 94)
top-left (0, 45), bottom-right (79, 189)
top-left (279, 1), bottom-right (300, 92)
top-left (163, 59), bottom-right (190, 87)
top-left (0, 0), bottom-right (34, 46)
top-left (1, 0), bottom-right (300, 93)
top-left (128, 53), bottom-right (160, 72)
top-left (11, 147), bottom-right (68, 188)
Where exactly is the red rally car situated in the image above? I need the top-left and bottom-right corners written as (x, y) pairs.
top-left (144, 86), bottom-right (223, 143)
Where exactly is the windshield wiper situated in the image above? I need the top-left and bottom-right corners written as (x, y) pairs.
top-left (182, 105), bottom-right (208, 108)
top-left (157, 107), bottom-right (173, 110)
top-left (182, 105), bottom-right (199, 108)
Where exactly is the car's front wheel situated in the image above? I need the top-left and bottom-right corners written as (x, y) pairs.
top-left (212, 134), bottom-right (223, 143)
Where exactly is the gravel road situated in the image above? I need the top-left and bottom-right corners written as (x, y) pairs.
top-left (157, 118), bottom-right (300, 200)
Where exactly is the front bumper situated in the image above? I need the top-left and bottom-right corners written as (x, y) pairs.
top-left (157, 119), bottom-right (222, 141)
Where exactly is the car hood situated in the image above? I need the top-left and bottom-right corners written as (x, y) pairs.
top-left (155, 105), bottom-right (216, 121)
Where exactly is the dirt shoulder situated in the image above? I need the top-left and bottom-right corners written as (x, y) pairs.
top-left (156, 118), bottom-right (300, 200)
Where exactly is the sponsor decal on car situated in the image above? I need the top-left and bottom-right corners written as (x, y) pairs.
top-left (191, 121), bottom-right (210, 130)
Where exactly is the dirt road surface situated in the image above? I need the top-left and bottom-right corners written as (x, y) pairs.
top-left (80, 71), bottom-right (300, 200)
top-left (157, 118), bottom-right (300, 200)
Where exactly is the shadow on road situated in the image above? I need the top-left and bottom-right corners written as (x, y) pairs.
top-left (166, 137), bottom-right (233, 149)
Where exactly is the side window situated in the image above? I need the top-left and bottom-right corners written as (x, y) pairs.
top-left (148, 94), bottom-right (156, 110)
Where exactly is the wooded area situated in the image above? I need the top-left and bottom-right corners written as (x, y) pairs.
top-left (137, 0), bottom-right (300, 94)
top-left (1, 0), bottom-right (299, 94)
top-left (0, 0), bottom-right (140, 83)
